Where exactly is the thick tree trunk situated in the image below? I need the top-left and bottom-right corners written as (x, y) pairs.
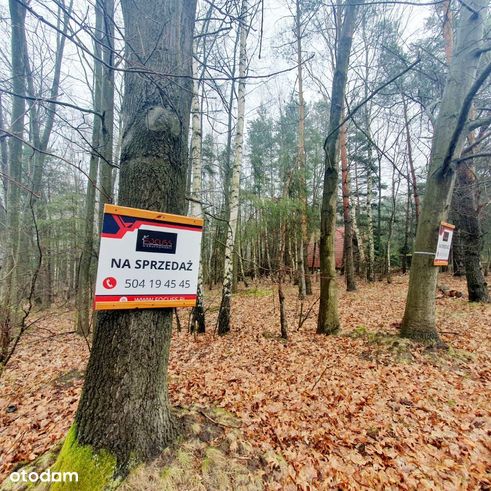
top-left (401, 0), bottom-right (487, 341)
top-left (454, 162), bottom-right (490, 302)
top-left (439, 3), bottom-right (489, 303)
top-left (59, 0), bottom-right (197, 478)
top-left (451, 226), bottom-right (466, 275)
top-left (317, 0), bottom-right (362, 334)
top-left (217, 0), bottom-right (248, 336)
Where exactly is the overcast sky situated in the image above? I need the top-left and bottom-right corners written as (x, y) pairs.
top-left (0, 0), bottom-right (434, 189)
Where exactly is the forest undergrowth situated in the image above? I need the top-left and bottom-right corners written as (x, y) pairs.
top-left (0, 274), bottom-right (489, 489)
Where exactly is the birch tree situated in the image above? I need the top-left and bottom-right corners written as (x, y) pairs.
top-left (340, 119), bottom-right (356, 291)
top-left (217, 0), bottom-right (249, 336)
top-left (190, 57), bottom-right (206, 333)
top-left (294, 0), bottom-right (311, 299)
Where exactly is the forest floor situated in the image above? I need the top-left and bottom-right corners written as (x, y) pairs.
top-left (0, 273), bottom-right (490, 489)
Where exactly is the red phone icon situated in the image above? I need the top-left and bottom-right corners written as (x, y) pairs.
top-left (103, 277), bottom-right (117, 289)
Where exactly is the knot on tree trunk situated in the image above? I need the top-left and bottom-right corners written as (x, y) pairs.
top-left (146, 106), bottom-right (181, 136)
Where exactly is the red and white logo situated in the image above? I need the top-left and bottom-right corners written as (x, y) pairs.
top-left (103, 277), bottom-right (117, 289)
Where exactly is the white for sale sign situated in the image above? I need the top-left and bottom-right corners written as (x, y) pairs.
top-left (94, 204), bottom-right (203, 310)
top-left (433, 222), bottom-right (455, 267)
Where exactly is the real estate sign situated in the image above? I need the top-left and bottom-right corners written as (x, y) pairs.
top-left (433, 222), bottom-right (455, 267)
top-left (94, 204), bottom-right (203, 310)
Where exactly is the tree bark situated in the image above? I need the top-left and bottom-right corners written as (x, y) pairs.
top-left (0, 94), bottom-right (8, 206)
top-left (97, 0), bottom-right (115, 226)
top-left (438, 2), bottom-right (489, 303)
top-left (27, 1), bottom-right (72, 308)
top-left (68, 0), bottom-right (197, 476)
top-left (340, 119), bottom-right (356, 291)
top-left (454, 161), bottom-right (490, 302)
top-left (366, 152), bottom-right (375, 281)
top-left (76, 0), bottom-right (104, 336)
top-left (295, 0), bottom-right (311, 299)
top-left (1, 1), bottom-right (27, 349)
top-left (317, 0), bottom-right (362, 334)
top-left (401, 0), bottom-right (487, 341)
top-left (451, 225), bottom-right (465, 275)
top-left (386, 165), bottom-right (400, 283)
top-left (217, 0), bottom-right (248, 335)
top-left (362, 15), bottom-right (375, 282)
top-left (190, 57), bottom-right (206, 333)
top-left (402, 95), bottom-right (420, 223)
top-left (402, 163), bottom-right (411, 274)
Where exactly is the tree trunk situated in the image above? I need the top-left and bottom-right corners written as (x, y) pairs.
top-left (402, 96), bottom-right (420, 223)
top-left (22, 0), bottom-right (70, 309)
top-left (317, 0), bottom-right (362, 334)
top-left (217, 0), bottom-right (248, 335)
top-left (295, 0), bottom-right (311, 299)
top-left (190, 58), bottom-right (206, 333)
top-left (1, 1), bottom-right (27, 354)
top-left (386, 166), bottom-right (400, 283)
top-left (366, 160), bottom-right (375, 281)
top-left (0, 94), bottom-right (8, 206)
top-left (451, 226), bottom-right (465, 275)
top-left (217, 16), bottom-right (241, 294)
top-left (352, 194), bottom-right (365, 276)
top-left (438, 0), bottom-right (489, 303)
top-left (340, 119), bottom-right (356, 291)
top-left (278, 195), bottom-right (289, 340)
top-left (401, 0), bottom-right (487, 341)
top-left (97, 0), bottom-right (115, 226)
top-left (362, 15), bottom-right (375, 282)
top-left (454, 161), bottom-right (490, 302)
top-left (402, 164), bottom-right (411, 274)
top-left (76, 0), bottom-right (103, 336)
top-left (57, 0), bottom-right (197, 479)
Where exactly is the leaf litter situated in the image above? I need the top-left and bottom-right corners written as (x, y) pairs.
top-left (0, 274), bottom-right (489, 489)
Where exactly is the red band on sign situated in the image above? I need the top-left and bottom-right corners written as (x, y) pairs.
top-left (95, 294), bottom-right (197, 302)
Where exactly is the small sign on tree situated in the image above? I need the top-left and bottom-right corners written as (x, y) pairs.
top-left (94, 204), bottom-right (203, 310)
top-left (433, 222), bottom-right (455, 267)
